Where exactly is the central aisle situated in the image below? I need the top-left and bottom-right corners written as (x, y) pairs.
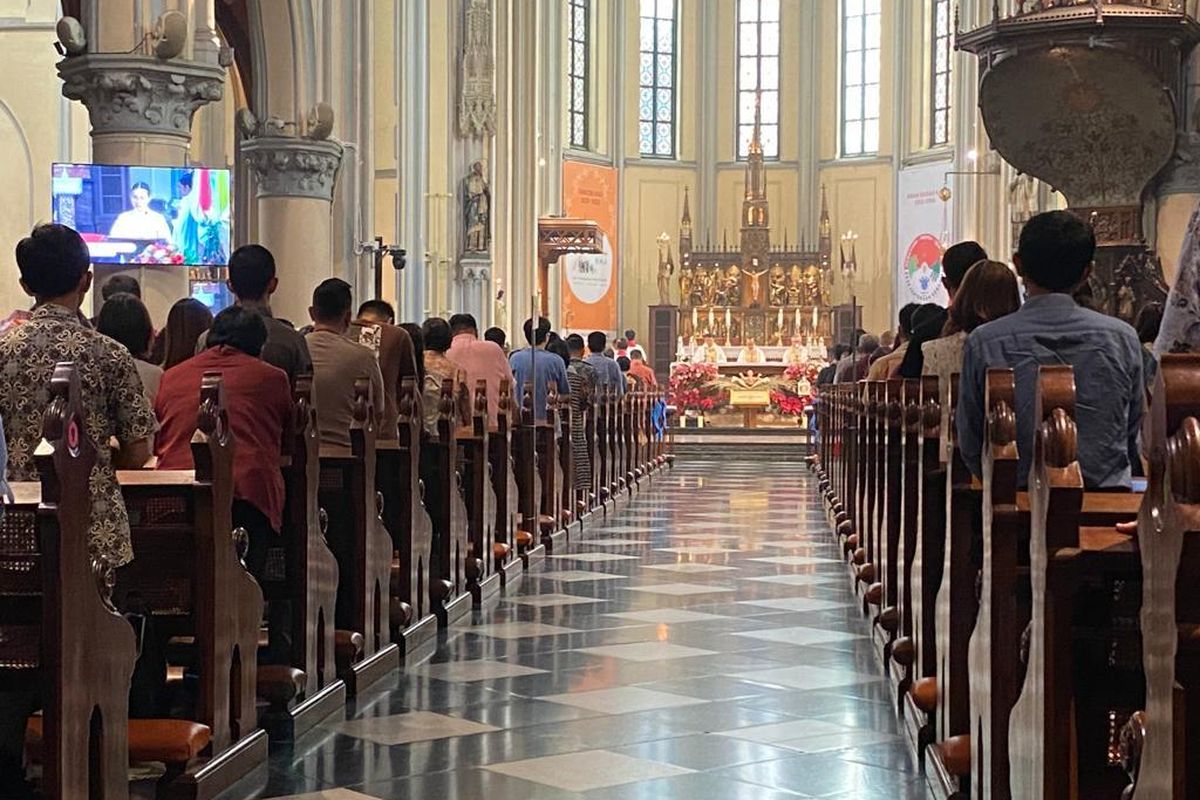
top-left (251, 461), bottom-right (928, 800)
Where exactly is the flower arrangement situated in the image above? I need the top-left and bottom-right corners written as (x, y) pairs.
top-left (770, 388), bottom-right (808, 417)
top-left (669, 362), bottom-right (722, 413)
top-left (783, 361), bottom-right (820, 385)
top-left (132, 242), bottom-right (185, 265)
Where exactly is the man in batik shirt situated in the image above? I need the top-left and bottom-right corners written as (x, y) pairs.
top-left (0, 224), bottom-right (155, 568)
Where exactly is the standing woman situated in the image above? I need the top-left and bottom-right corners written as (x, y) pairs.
top-left (160, 298), bottom-right (213, 370)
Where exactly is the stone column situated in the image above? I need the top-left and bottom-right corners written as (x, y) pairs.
top-left (57, 52), bottom-right (224, 321)
top-left (398, 0), bottom-right (429, 322)
top-left (241, 136), bottom-right (344, 326)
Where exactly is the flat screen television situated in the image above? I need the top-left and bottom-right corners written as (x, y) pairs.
top-left (52, 163), bottom-right (231, 267)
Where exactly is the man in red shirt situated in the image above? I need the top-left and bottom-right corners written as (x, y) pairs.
top-left (154, 305), bottom-right (294, 661)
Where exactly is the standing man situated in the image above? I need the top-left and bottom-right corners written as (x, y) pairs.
top-left (197, 244), bottom-right (312, 382)
top-left (305, 278), bottom-right (385, 452)
top-left (0, 224), bottom-right (156, 793)
top-left (347, 299), bottom-right (418, 440)
top-left (509, 317), bottom-right (569, 421)
top-left (586, 330), bottom-right (627, 397)
top-left (447, 312), bottom-right (515, 427)
top-left (627, 350), bottom-right (658, 387)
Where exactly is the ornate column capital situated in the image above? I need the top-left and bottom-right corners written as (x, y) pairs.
top-left (242, 138), bottom-right (344, 202)
top-left (57, 54), bottom-right (224, 141)
top-left (459, 254), bottom-right (492, 282)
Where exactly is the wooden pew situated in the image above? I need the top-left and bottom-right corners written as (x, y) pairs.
top-left (872, 379), bottom-right (904, 654)
top-left (512, 382), bottom-right (547, 569)
top-left (6, 364), bottom-right (211, 799)
top-left (854, 382), bottom-right (881, 594)
top-left (1007, 366), bottom-right (1143, 799)
top-left (964, 369), bottom-right (1024, 800)
top-left (264, 374), bottom-right (345, 741)
top-left (458, 379), bottom-right (501, 607)
top-left (537, 387), bottom-right (566, 553)
top-left (317, 379), bottom-right (398, 695)
top-left (490, 379), bottom-right (525, 587)
top-left (901, 376), bottom-right (944, 755)
top-left (116, 374), bottom-right (268, 798)
top-left (422, 379), bottom-right (473, 628)
top-left (377, 376), bottom-right (438, 659)
top-left (1125, 354), bottom-right (1200, 799)
top-left (927, 372), bottom-right (981, 796)
top-left (888, 378), bottom-right (924, 709)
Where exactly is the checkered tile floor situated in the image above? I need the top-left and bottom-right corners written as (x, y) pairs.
top-left (233, 461), bottom-right (928, 800)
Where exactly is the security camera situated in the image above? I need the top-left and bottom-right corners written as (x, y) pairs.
top-left (387, 246), bottom-right (407, 272)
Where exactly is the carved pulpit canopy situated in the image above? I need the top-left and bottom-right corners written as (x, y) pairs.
top-left (958, 5), bottom-right (1200, 209)
top-left (536, 217), bottom-right (602, 316)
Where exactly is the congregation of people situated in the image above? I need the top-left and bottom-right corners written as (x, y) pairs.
top-left (0, 222), bottom-right (662, 795)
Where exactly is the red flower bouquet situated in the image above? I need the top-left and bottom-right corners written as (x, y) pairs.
top-left (669, 362), bottom-right (722, 413)
top-left (132, 242), bottom-right (185, 265)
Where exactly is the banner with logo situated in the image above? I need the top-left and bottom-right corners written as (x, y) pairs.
top-left (896, 160), bottom-right (954, 309)
top-left (561, 160), bottom-right (619, 332)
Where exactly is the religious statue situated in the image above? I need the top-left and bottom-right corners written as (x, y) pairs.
top-left (458, 0), bottom-right (496, 137)
top-left (712, 271), bottom-right (729, 306)
top-left (656, 234), bottom-right (674, 305)
top-left (736, 337), bottom-right (765, 364)
top-left (786, 265), bottom-right (804, 306)
top-left (744, 267), bottom-right (768, 307)
top-left (1116, 277), bottom-right (1136, 322)
top-left (463, 161), bottom-right (491, 252)
top-left (679, 266), bottom-right (694, 307)
top-left (802, 266), bottom-right (822, 306)
top-left (768, 266), bottom-right (787, 306)
top-left (725, 265), bottom-right (743, 307)
top-left (700, 268), bottom-right (718, 306)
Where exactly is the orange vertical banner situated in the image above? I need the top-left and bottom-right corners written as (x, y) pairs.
top-left (561, 160), bottom-right (618, 332)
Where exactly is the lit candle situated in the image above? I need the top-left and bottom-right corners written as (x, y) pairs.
top-left (707, 307), bottom-right (714, 330)
top-left (692, 307), bottom-right (698, 329)
top-left (777, 307), bottom-right (783, 330)
top-left (725, 307), bottom-right (731, 332)
top-left (811, 306), bottom-right (818, 332)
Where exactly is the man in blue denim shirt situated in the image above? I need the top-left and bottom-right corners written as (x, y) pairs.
top-left (585, 330), bottom-right (626, 397)
top-left (957, 211), bottom-right (1143, 489)
top-left (509, 316), bottom-right (569, 422)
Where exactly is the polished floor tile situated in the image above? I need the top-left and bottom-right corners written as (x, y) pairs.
top-left (621, 582), bottom-right (736, 597)
top-left (469, 622), bottom-right (582, 639)
top-left (537, 569), bottom-right (626, 582)
top-left (538, 686), bottom-right (708, 714)
top-left (243, 460), bottom-right (927, 800)
top-left (642, 562), bottom-right (738, 574)
top-left (507, 592), bottom-right (608, 608)
top-left (605, 608), bottom-right (732, 624)
top-left (325, 710), bottom-right (499, 746)
top-left (548, 551), bottom-right (641, 563)
top-left (572, 641), bottom-right (719, 662)
top-left (411, 659), bottom-right (548, 682)
top-left (483, 749), bottom-right (694, 792)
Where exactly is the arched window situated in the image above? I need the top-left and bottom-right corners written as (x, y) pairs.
top-left (930, 0), bottom-right (952, 146)
top-left (639, 0), bottom-right (677, 158)
top-left (567, 0), bottom-right (590, 149)
top-left (840, 0), bottom-right (881, 157)
top-left (737, 0), bottom-right (780, 159)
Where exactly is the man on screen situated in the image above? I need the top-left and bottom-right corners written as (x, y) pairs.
top-left (108, 182), bottom-right (172, 242)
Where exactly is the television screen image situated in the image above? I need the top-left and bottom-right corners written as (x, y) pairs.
top-left (52, 163), bottom-right (231, 267)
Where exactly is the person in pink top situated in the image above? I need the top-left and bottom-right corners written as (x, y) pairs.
top-left (447, 313), bottom-right (515, 427)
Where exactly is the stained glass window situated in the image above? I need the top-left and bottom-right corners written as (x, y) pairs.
top-left (736, 0), bottom-right (780, 160)
top-left (841, 0), bottom-right (881, 157)
top-left (638, 0), bottom-right (676, 158)
top-left (568, 0), bottom-right (590, 149)
top-left (930, 0), bottom-right (952, 146)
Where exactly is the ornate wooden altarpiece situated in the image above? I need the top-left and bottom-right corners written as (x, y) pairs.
top-left (958, 0), bottom-right (1200, 325)
top-left (667, 105), bottom-right (844, 350)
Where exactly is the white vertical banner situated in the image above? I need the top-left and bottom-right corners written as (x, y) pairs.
top-left (896, 160), bottom-right (954, 309)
